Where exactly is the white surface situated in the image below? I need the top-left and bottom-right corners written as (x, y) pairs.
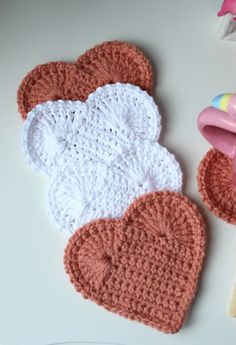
top-left (1, 0), bottom-right (236, 344)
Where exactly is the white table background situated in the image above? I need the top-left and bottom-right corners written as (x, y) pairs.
top-left (1, 0), bottom-right (236, 344)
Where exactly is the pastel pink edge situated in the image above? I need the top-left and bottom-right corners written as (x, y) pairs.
top-left (198, 106), bottom-right (236, 159)
top-left (218, 0), bottom-right (236, 18)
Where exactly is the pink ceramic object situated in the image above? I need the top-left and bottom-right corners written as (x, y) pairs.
top-left (218, 0), bottom-right (236, 19)
top-left (198, 94), bottom-right (236, 186)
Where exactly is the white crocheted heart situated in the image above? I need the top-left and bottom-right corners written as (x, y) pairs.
top-left (22, 81), bottom-right (183, 236)
top-left (113, 141), bottom-right (182, 191)
top-left (22, 83), bottom-right (160, 175)
top-left (47, 142), bottom-right (182, 236)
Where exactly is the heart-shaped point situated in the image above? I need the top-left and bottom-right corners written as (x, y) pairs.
top-left (64, 192), bottom-right (206, 333)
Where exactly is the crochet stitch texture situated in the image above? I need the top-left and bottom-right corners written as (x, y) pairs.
top-left (20, 41), bottom-right (183, 236)
top-left (22, 82), bottom-right (182, 235)
top-left (22, 83), bottom-right (161, 175)
top-left (64, 191), bottom-right (206, 333)
top-left (18, 40), bottom-right (206, 332)
top-left (198, 148), bottom-right (236, 224)
top-left (17, 41), bottom-right (153, 119)
top-left (48, 142), bottom-right (181, 235)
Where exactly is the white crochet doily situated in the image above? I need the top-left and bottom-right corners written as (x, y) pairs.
top-left (22, 82), bottom-right (183, 235)
top-left (22, 83), bottom-right (160, 175)
top-left (47, 141), bottom-right (182, 237)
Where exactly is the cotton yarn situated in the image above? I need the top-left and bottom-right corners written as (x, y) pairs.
top-left (22, 82), bottom-right (182, 235)
top-left (76, 40), bottom-right (153, 93)
top-left (18, 40), bottom-right (206, 332)
top-left (198, 148), bottom-right (236, 224)
top-left (22, 83), bottom-right (161, 175)
top-left (17, 41), bottom-right (153, 119)
top-left (48, 142), bottom-right (182, 236)
top-left (64, 191), bottom-right (206, 333)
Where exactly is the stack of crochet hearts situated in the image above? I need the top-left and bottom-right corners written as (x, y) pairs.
top-left (18, 41), bottom-right (206, 333)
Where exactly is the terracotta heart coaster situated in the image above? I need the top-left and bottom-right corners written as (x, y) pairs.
top-left (64, 191), bottom-right (206, 333)
top-left (198, 148), bottom-right (236, 224)
top-left (17, 40), bottom-right (153, 119)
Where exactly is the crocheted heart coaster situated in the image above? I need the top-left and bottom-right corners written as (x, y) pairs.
top-left (21, 80), bottom-right (182, 236)
top-left (64, 191), bottom-right (206, 333)
top-left (17, 41), bottom-right (153, 119)
top-left (22, 83), bottom-right (161, 175)
top-left (198, 148), bottom-right (236, 224)
top-left (20, 46), bottom-right (183, 235)
top-left (48, 143), bottom-right (182, 236)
